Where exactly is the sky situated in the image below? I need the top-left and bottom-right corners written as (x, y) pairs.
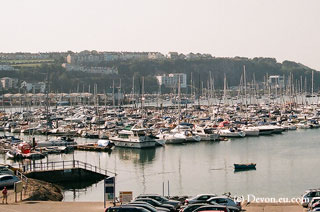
top-left (1, 0), bottom-right (320, 70)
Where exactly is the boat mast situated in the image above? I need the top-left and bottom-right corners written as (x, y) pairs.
top-left (112, 80), bottom-right (115, 107)
top-left (198, 72), bottom-right (200, 109)
top-left (223, 73), bottom-right (226, 105)
top-left (178, 76), bottom-right (181, 125)
top-left (142, 76), bottom-right (144, 109)
top-left (243, 65), bottom-right (248, 120)
top-left (190, 72), bottom-right (193, 99)
top-left (312, 70), bottom-right (314, 105)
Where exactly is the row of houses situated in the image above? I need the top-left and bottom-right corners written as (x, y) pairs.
top-left (0, 77), bottom-right (46, 92)
top-left (62, 64), bottom-right (118, 75)
top-left (66, 51), bottom-right (213, 65)
top-left (66, 51), bottom-right (166, 64)
top-left (0, 52), bottom-right (52, 60)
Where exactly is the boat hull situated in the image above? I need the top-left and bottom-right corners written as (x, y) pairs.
top-left (110, 138), bottom-right (157, 148)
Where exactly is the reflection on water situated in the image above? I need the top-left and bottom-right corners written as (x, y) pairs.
top-left (116, 148), bottom-right (156, 164)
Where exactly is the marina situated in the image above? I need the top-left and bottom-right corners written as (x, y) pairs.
top-left (0, 95), bottom-right (320, 202)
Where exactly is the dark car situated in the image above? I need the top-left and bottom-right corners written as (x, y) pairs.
top-left (136, 194), bottom-right (181, 209)
top-left (126, 203), bottom-right (158, 212)
top-left (193, 205), bottom-right (230, 212)
top-left (105, 205), bottom-right (150, 212)
top-left (180, 203), bottom-right (210, 212)
top-left (128, 201), bottom-right (170, 212)
top-left (133, 198), bottom-right (175, 212)
top-left (206, 197), bottom-right (241, 210)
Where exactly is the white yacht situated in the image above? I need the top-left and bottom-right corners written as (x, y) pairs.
top-left (110, 126), bottom-right (161, 148)
top-left (171, 125), bottom-right (201, 142)
top-left (219, 128), bottom-right (246, 137)
top-left (240, 126), bottom-right (260, 136)
top-left (194, 126), bottom-right (220, 141)
top-left (156, 130), bottom-right (186, 144)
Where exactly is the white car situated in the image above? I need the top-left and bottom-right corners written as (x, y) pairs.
top-left (185, 194), bottom-right (217, 205)
top-left (0, 174), bottom-right (20, 188)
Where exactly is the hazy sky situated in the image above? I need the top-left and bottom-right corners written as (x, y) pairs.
top-left (1, 0), bottom-right (320, 70)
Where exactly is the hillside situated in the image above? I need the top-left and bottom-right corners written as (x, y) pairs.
top-left (0, 56), bottom-right (318, 94)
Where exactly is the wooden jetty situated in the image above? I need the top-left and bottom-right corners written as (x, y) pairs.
top-left (74, 143), bottom-right (113, 152)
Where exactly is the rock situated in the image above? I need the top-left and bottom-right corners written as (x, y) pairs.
top-left (24, 179), bottom-right (63, 201)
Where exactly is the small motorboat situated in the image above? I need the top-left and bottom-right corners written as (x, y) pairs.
top-left (234, 163), bottom-right (256, 171)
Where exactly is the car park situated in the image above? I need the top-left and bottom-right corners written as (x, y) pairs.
top-left (184, 194), bottom-right (217, 205)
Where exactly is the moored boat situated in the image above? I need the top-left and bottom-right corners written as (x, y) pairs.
top-left (234, 163), bottom-right (256, 171)
top-left (109, 125), bottom-right (159, 148)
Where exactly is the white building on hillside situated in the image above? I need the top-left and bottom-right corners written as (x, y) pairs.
top-left (268, 75), bottom-right (285, 88)
top-left (21, 81), bottom-right (46, 93)
top-left (156, 73), bottom-right (187, 88)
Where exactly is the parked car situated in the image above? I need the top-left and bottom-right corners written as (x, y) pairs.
top-left (127, 203), bottom-right (159, 212)
top-left (133, 198), bottom-right (175, 212)
top-left (179, 203), bottom-right (209, 212)
top-left (0, 165), bottom-right (14, 175)
top-left (128, 201), bottom-right (170, 212)
top-left (136, 194), bottom-right (181, 209)
top-left (193, 205), bottom-right (230, 212)
top-left (206, 197), bottom-right (241, 210)
top-left (105, 206), bottom-right (150, 212)
top-left (302, 189), bottom-right (320, 208)
top-left (0, 174), bottom-right (20, 189)
top-left (308, 197), bottom-right (320, 209)
top-left (184, 194), bottom-right (217, 205)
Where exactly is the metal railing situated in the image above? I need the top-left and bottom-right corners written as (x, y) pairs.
top-left (15, 169), bottom-right (29, 196)
top-left (19, 160), bottom-right (116, 177)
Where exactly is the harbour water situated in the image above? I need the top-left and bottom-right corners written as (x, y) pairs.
top-left (0, 128), bottom-right (319, 201)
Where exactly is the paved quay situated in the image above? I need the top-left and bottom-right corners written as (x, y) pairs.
top-left (0, 201), bottom-right (110, 212)
top-left (243, 202), bottom-right (307, 212)
top-left (0, 201), bottom-right (308, 212)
